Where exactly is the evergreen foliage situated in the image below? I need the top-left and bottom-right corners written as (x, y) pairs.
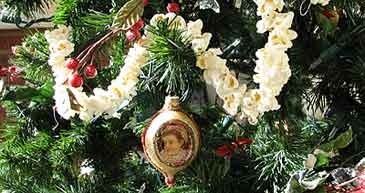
top-left (0, 0), bottom-right (365, 192)
top-left (141, 18), bottom-right (202, 101)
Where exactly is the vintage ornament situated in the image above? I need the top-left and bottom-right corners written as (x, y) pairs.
top-left (142, 96), bottom-right (200, 187)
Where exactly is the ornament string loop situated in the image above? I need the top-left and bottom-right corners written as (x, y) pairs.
top-left (51, 106), bottom-right (60, 131)
top-left (300, 0), bottom-right (312, 16)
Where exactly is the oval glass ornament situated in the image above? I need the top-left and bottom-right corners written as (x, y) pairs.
top-left (142, 96), bottom-right (200, 187)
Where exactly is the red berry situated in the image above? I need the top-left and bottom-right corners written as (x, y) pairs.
top-left (66, 58), bottom-right (79, 70)
top-left (69, 73), bottom-right (83, 88)
top-left (126, 30), bottom-right (136, 41)
top-left (8, 75), bottom-right (25, 85)
top-left (131, 19), bottom-right (144, 31)
top-left (143, 0), bottom-right (149, 6)
top-left (0, 67), bottom-right (8, 77)
top-left (84, 65), bottom-right (97, 79)
top-left (126, 29), bottom-right (141, 42)
top-left (167, 3), bottom-right (180, 14)
top-left (8, 66), bottom-right (17, 74)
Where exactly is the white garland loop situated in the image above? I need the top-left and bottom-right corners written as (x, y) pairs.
top-left (46, 26), bottom-right (148, 121)
top-left (46, 1), bottom-right (297, 124)
top-left (189, 0), bottom-right (298, 124)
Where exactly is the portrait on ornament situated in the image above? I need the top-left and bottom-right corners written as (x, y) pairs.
top-left (156, 122), bottom-right (193, 167)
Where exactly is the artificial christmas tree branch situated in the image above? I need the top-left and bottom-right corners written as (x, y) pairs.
top-left (0, 0), bottom-right (364, 192)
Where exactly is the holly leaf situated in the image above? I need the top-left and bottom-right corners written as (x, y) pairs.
top-left (112, 0), bottom-right (144, 30)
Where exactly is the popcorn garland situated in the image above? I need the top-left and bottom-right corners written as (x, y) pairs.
top-left (46, 26), bottom-right (148, 121)
top-left (46, 13), bottom-right (188, 121)
top-left (46, 3), bottom-right (297, 124)
top-left (310, 0), bottom-right (330, 6)
top-left (187, 0), bottom-right (298, 124)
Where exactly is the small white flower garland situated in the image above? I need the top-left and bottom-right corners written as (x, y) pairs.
top-left (46, 26), bottom-right (148, 121)
top-left (46, 2), bottom-right (297, 124)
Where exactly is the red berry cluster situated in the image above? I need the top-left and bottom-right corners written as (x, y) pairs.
top-left (65, 58), bottom-right (98, 88)
top-left (125, 2), bottom-right (181, 42)
top-left (0, 65), bottom-right (24, 85)
top-left (67, 1), bottom-right (182, 88)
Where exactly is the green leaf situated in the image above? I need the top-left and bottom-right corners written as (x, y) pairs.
top-left (112, 0), bottom-right (144, 30)
top-left (315, 153), bottom-right (329, 168)
top-left (3, 81), bottom-right (54, 103)
top-left (37, 81), bottom-right (54, 98)
top-left (333, 128), bottom-right (353, 149)
top-left (319, 129), bottom-right (353, 153)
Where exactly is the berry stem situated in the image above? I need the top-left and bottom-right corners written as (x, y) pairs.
top-left (76, 44), bottom-right (92, 60)
top-left (90, 53), bottom-right (96, 68)
top-left (77, 28), bottom-right (123, 69)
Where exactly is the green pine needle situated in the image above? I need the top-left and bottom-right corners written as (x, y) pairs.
top-left (140, 18), bottom-right (202, 101)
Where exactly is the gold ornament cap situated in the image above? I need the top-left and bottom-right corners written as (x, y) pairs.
top-left (163, 96), bottom-right (180, 110)
top-left (142, 96), bottom-right (200, 187)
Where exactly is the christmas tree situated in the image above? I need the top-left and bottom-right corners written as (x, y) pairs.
top-left (0, 0), bottom-right (365, 192)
